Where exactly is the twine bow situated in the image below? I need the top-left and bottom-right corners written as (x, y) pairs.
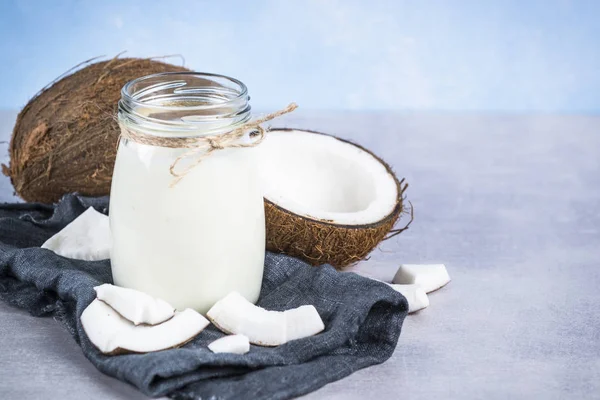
top-left (120, 103), bottom-right (298, 187)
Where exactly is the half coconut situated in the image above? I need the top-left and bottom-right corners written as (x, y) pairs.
top-left (258, 128), bottom-right (411, 268)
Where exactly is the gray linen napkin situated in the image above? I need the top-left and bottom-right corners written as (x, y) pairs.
top-left (0, 194), bottom-right (408, 400)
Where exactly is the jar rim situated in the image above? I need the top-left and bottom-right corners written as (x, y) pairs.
top-left (118, 72), bottom-right (252, 136)
top-left (121, 71), bottom-right (249, 111)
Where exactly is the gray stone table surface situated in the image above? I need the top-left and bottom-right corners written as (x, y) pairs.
top-left (0, 110), bottom-right (599, 399)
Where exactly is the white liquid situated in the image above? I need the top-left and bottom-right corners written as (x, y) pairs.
top-left (109, 139), bottom-right (265, 314)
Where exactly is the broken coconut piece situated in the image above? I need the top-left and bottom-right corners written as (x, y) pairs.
top-left (388, 284), bottom-right (429, 313)
top-left (94, 284), bottom-right (175, 326)
top-left (41, 207), bottom-right (111, 261)
top-left (206, 292), bottom-right (325, 346)
top-left (81, 299), bottom-right (209, 354)
top-left (283, 305), bottom-right (326, 342)
top-left (208, 335), bottom-right (250, 354)
top-left (207, 292), bottom-right (285, 346)
top-left (392, 264), bottom-right (451, 293)
top-left (350, 270), bottom-right (430, 314)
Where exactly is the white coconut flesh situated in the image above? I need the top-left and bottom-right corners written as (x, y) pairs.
top-left (208, 335), bottom-right (250, 354)
top-left (94, 284), bottom-right (175, 326)
top-left (206, 292), bottom-right (325, 346)
top-left (81, 299), bottom-right (209, 354)
top-left (387, 283), bottom-right (430, 313)
top-left (350, 270), bottom-right (430, 314)
top-left (258, 130), bottom-right (399, 225)
top-left (41, 207), bottom-right (111, 261)
top-left (392, 264), bottom-right (451, 293)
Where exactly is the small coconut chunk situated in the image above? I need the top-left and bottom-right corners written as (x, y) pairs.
top-left (41, 207), bottom-right (110, 261)
top-left (350, 271), bottom-right (430, 313)
top-left (81, 299), bottom-right (209, 354)
top-left (387, 284), bottom-right (429, 313)
top-left (207, 292), bottom-right (324, 346)
top-left (94, 284), bottom-right (174, 326)
top-left (284, 305), bottom-right (325, 341)
top-left (207, 292), bottom-right (285, 346)
top-left (208, 335), bottom-right (250, 354)
top-left (392, 264), bottom-right (450, 293)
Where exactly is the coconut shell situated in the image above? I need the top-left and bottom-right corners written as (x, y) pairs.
top-left (264, 129), bottom-right (412, 269)
top-left (4, 57), bottom-right (190, 203)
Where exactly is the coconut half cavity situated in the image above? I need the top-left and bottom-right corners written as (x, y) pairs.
top-left (259, 129), bottom-right (410, 268)
top-left (259, 129), bottom-right (399, 225)
top-left (207, 292), bottom-right (325, 346)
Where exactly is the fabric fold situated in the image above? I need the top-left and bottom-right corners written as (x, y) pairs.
top-left (0, 194), bottom-right (408, 400)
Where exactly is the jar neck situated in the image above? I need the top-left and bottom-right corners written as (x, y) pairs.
top-left (118, 72), bottom-right (251, 137)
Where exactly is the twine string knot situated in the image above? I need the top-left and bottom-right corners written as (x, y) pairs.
top-left (120, 103), bottom-right (297, 187)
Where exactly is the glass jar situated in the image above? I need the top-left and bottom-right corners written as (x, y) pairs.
top-left (110, 72), bottom-right (265, 314)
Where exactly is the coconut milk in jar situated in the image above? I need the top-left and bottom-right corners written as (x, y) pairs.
top-left (110, 72), bottom-right (265, 314)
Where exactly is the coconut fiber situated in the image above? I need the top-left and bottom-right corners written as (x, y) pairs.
top-left (4, 57), bottom-right (189, 203)
top-left (0, 194), bottom-right (408, 400)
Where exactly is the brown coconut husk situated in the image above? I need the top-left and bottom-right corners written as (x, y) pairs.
top-left (264, 128), bottom-right (412, 269)
top-left (3, 56), bottom-right (190, 203)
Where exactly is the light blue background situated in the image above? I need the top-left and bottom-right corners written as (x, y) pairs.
top-left (1, 0), bottom-right (599, 112)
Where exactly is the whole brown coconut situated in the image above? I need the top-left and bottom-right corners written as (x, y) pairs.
top-left (3, 57), bottom-right (189, 203)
